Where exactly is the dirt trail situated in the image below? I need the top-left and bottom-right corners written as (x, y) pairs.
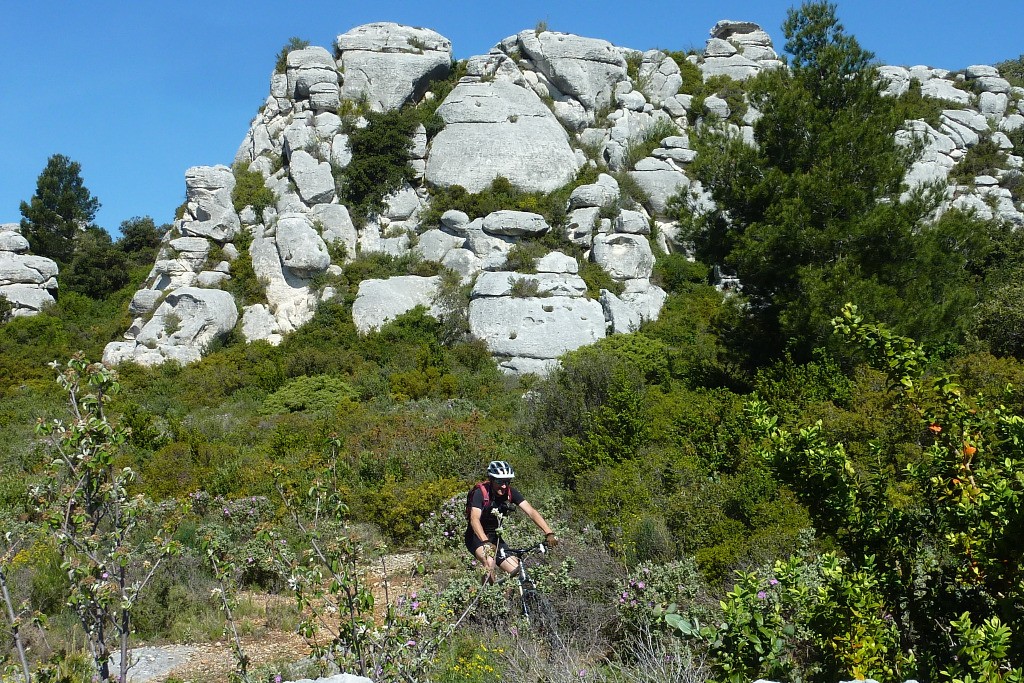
top-left (121, 553), bottom-right (422, 683)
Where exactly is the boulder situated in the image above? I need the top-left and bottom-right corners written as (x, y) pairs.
top-left (351, 275), bottom-right (441, 332)
top-left (181, 165), bottom-right (240, 242)
top-left (468, 295), bottom-right (606, 360)
top-left (415, 228), bottom-right (466, 262)
top-left (536, 251), bottom-right (579, 274)
top-left (615, 210), bottom-right (650, 235)
top-left (638, 50), bottom-right (683, 104)
top-left (700, 53), bottom-right (763, 81)
top-left (0, 252), bottom-right (59, 285)
top-left (921, 79), bottom-right (973, 105)
top-left (592, 233), bottom-right (655, 280)
top-left (0, 284), bottom-right (55, 316)
top-left (105, 287), bottom-right (240, 366)
top-left (276, 212), bottom-right (331, 276)
top-left (515, 30), bottom-right (628, 111)
top-left (250, 230), bottom-right (319, 333)
top-left (600, 290), bottom-right (641, 334)
top-left (336, 23), bottom-right (452, 111)
top-left (286, 47), bottom-right (338, 102)
top-left (0, 227), bottom-right (29, 253)
top-left (425, 80), bottom-right (580, 193)
top-left (471, 271), bottom-right (588, 298)
top-left (241, 304), bottom-right (283, 345)
top-left (568, 174), bottom-right (620, 209)
top-left (482, 210), bottom-right (550, 237)
top-left (289, 150), bottom-right (336, 205)
top-left (628, 157), bottom-right (690, 216)
top-left (311, 203), bottom-right (357, 260)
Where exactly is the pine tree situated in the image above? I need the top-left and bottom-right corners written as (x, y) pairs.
top-left (19, 154), bottom-right (101, 264)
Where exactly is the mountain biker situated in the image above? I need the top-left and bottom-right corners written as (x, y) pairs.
top-left (465, 460), bottom-right (557, 581)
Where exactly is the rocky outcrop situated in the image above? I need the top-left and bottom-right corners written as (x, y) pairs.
top-left (103, 17), bottom-right (1024, 375)
top-left (103, 288), bottom-right (238, 367)
top-left (336, 23), bottom-right (452, 112)
top-left (424, 79), bottom-right (581, 193)
top-left (0, 223), bottom-right (59, 318)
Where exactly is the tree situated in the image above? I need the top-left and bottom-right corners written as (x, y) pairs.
top-left (63, 227), bottom-right (131, 299)
top-left (683, 2), bottom-right (992, 360)
top-left (19, 154), bottom-right (101, 264)
top-left (115, 215), bottom-right (166, 265)
top-left (32, 356), bottom-right (178, 682)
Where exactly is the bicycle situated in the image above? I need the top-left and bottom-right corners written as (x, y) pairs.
top-left (494, 538), bottom-right (560, 642)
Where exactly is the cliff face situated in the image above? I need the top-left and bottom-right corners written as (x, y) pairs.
top-left (101, 20), bottom-right (1024, 373)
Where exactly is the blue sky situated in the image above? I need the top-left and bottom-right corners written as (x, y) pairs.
top-left (2, 0), bottom-right (1021, 234)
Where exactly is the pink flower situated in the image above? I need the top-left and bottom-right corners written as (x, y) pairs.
top-left (769, 578), bottom-right (779, 586)
top-left (637, 581), bottom-right (645, 589)
top-left (757, 591), bottom-right (767, 600)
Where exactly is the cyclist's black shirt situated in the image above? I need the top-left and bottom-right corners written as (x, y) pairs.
top-left (469, 484), bottom-right (525, 534)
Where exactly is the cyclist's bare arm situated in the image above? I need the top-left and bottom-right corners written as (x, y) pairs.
top-left (469, 506), bottom-right (489, 545)
top-left (518, 500), bottom-right (553, 537)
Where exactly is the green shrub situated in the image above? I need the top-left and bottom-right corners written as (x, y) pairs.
top-left (893, 78), bottom-right (946, 128)
top-left (997, 54), bottom-right (1024, 88)
top-left (222, 229), bottom-right (267, 306)
top-left (579, 260), bottom-right (623, 299)
top-left (335, 108), bottom-right (420, 224)
top-left (951, 136), bottom-right (1008, 182)
top-left (503, 241), bottom-right (548, 273)
top-left (625, 119), bottom-right (679, 169)
top-left (231, 162), bottom-right (276, 216)
top-left (261, 374), bottom-right (357, 415)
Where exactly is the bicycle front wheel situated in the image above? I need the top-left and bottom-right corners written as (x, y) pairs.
top-left (520, 586), bottom-right (560, 644)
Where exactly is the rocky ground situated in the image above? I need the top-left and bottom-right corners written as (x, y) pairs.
top-left (110, 553), bottom-right (423, 683)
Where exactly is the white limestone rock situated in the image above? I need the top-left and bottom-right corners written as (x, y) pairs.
top-left (600, 290), bottom-right (642, 334)
top-left (568, 174), bottom-right (620, 209)
top-left (536, 251), bottom-right (579, 274)
top-left (700, 53), bottom-right (763, 81)
top-left (336, 23), bottom-right (452, 111)
top-left (515, 30), bottom-right (628, 112)
top-left (567, 207), bottom-right (600, 247)
top-left (0, 252), bottom-right (59, 285)
top-left (468, 295), bottom-right (607, 361)
top-left (289, 150), bottom-right (336, 205)
top-left (441, 248), bottom-right (483, 281)
top-left (0, 284), bottom-right (55, 316)
top-left (425, 80), bottom-right (580, 193)
top-left (351, 275), bottom-right (441, 333)
top-left (980, 92), bottom-right (1009, 119)
top-left (241, 304), bottom-right (283, 345)
top-left (482, 210), bottom-right (550, 237)
top-left (0, 227), bottom-right (29, 253)
top-left (440, 210), bottom-right (471, 235)
top-left (286, 47), bottom-right (338, 103)
top-left (105, 287), bottom-right (239, 367)
top-left (472, 271), bottom-right (588, 298)
top-left (311, 203), bottom-right (357, 261)
top-left (181, 165), bottom-right (241, 242)
top-left (384, 185), bottom-right (423, 221)
top-left (592, 233), bottom-right (655, 280)
top-left (638, 50), bottom-right (683, 105)
top-left (621, 280), bottom-right (668, 322)
top-left (415, 229), bottom-right (466, 262)
top-left (628, 157), bottom-right (690, 217)
top-left (276, 212), bottom-right (330, 276)
top-left (921, 79), bottom-right (973, 105)
top-left (129, 289), bottom-right (163, 316)
top-left (616, 210), bottom-right (650, 235)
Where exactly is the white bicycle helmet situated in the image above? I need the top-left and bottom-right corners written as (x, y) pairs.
top-left (487, 460), bottom-right (516, 480)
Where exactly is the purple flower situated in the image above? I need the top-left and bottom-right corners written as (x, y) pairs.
top-left (406, 640), bottom-right (417, 647)
top-left (769, 578), bottom-right (779, 586)
top-left (637, 581), bottom-right (645, 589)
top-left (757, 591), bottom-right (767, 600)
top-left (411, 601), bottom-right (420, 610)
top-left (101, 572), bottom-right (109, 579)
top-left (274, 676), bottom-right (282, 683)
top-left (622, 591), bottom-right (629, 599)
top-left (578, 670), bottom-right (586, 678)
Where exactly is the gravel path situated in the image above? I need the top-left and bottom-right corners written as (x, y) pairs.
top-left (109, 645), bottom-right (197, 683)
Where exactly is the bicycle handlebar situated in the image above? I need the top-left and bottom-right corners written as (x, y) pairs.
top-left (496, 540), bottom-right (548, 562)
